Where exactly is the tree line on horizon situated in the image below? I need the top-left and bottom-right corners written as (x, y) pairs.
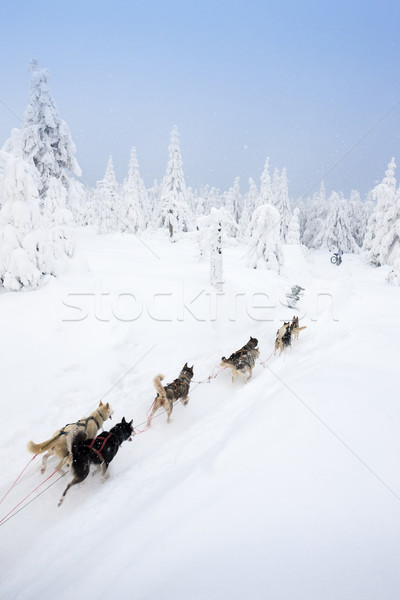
top-left (0, 62), bottom-right (399, 291)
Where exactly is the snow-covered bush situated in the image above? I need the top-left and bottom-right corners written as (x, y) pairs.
top-left (246, 204), bottom-right (283, 272)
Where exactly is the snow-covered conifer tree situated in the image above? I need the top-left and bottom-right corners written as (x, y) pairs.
top-left (158, 126), bottom-right (192, 241)
top-left (93, 156), bottom-right (120, 234)
top-left (364, 158), bottom-right (398, 266)
top-left (246, 204), bottom-right (283, 272)
top-left (347, 190), bottom-right (365, 248)
top-left (21, 61), bottom-right (81, 208)
top-left (121, 146), bottom-right (146, 233)
top-left (0, 129), bottom-right (54, 290)
top-left (44, 176), bottom-right (74, 258)
top-left (244, 177), bottom-right (259, 216)
top-left (271, 167), bottom-right (291, 242)
top-left (68, 178), bottom-right (88, 226)
top-left (302, 181), bottom-right (327, 248)
top-left (147, 179), bottom-right (161, 229)
top-left (223, 177), bottom-right (243, 224)
top-left (287, 207), bottom-right (301, 245)
top-left (259, 157), bottom-right (272, 207)
top-left (321, 192), bottom-right (357, 252)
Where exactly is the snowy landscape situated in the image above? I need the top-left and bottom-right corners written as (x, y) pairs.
top-left (1, 43), bottom-right (400, 600)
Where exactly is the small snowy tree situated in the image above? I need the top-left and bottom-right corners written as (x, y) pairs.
top-left (44, 176), bottom-right (74, 258)
top-left (121, 146), bottom-right (146, 233)
top-left (196, 207), bottom-right (237, 292)
top-left (259, 157), bottom-right (272, 207)
top-left (271, 167), bottom-right (292, 242)
top-left (21, 61), bottom-right (81, 209)
top-left (347, 190), bottom-right (365, 248)
top-left (246, 204), bottom-right (283, 272)
top-left (0, 131), bottom-right (54, 291)
top-left (157, 126), bottom-right (192, 241)
top-left (287, 207), bottom-right (301, 245)
top-left (244, 177), bottom-right (259, 216)
top-left (93, 156), bottom-right (120, 234)
top-left (147, 179), bottom-right (161, 229)
top-left (68, 178), bottom-right (88, 226)
top-left (302, 181), bottom-right (328, 248)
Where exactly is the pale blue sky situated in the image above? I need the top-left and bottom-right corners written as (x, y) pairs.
top-left (1, 0), bottom-right (400, 198)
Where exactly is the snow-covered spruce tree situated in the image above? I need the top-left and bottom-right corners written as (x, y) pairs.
top-left (68, 178), bottom-right (88, 226)
top-left (196, 207), bottom-right (238, 291)
top-left (199, 185), bottom-right (221, 211)
top-left (121, 146), bottom-right (146, 233)
top-left (321, 192), bottom-right (357, 252)
top-left (246, 204), bottom-right (283, 272)
top-left (302, 181), bottom-right (327, 248)
top-left (0, 130), bottom-right (54, 291)
top-left (158, 126), bottom-right (192, 241)
top-left (147, 179), bottom-right (161, 229)
top-left (21, 60), bottom-right (81, 208)
top-left (193, 189), bottom-right (208, 219)
top-left (244, 177), bottom-right (259, 216)
top-left (364, 158), bottom-right (398, 266)
top-left (271, 167), bottom-right (292, 242)
top-left (259, 157), bottom-right (273, 208)
top-left (44, 176), bottom-right (74, 258)
top-left (93, 156), bottom-right (120, 234)
top-left (223, 177), bottom-right (243, 225)
top-left (374, 185), bottom-right (400, 272)
top-left (347, 190), bottom-right (365, 248)
top-left (287, 207), bottom-right (301, 245)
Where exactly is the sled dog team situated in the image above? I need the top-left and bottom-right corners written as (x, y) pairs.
top-left (26, 316), bottom-right (306, 505)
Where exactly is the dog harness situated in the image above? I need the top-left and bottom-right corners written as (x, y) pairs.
top-left (166, 378), bottom-right (190, 399)
top-left (57, 412), bottom-right (102, 439)
top-left (88, 432), bottom-right (115, 463)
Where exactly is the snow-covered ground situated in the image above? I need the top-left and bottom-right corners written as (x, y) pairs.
top-left (1, 230), bottom-right (399, 600)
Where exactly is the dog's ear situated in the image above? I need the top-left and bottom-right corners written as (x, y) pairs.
top-left (105, 402), bottom-right (110, 409)
top-left (129, 419), bottom-right (133, 426)
top-left (122, 417), bottom-right (126, 423)
top-left (99, 400), bottom-right (104, 406)
top-left (184, 362), bottom-right (188, 368)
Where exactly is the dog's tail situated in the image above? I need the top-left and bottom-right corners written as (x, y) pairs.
top-left (153, 374), bottom-right (167, 400)
top-left (27, 436), bottom-right (59, 455)
top-left (298, 326), bottom-right (307, 331)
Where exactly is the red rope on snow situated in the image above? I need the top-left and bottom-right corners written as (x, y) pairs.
top-left (0, 454), bottom-right (38, 506)
top-left (259, 349), bottom-right (274, 367)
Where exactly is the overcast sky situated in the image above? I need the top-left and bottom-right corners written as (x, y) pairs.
top-left (1, 0), bottom-right (400, 199)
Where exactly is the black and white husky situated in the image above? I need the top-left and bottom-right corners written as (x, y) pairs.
top-left (58, 417), bottom-right (133, 506)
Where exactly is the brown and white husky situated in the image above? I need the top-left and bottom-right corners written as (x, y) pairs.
top-left (27, 401), bottom-right (114, 473)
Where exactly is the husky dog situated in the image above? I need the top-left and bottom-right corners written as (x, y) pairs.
top-left (27, 401), bottom-right (114, 473)
top-left (220, 337), bottom-right (260, 383)
top-left (151, 363), bottom-right (194, 423)
top-left (275, 323), bottom-right (291, 354)
top-left (290, 316), bottom-right (307, 341)
top-left (58, 417), bottom-right (134, 506)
